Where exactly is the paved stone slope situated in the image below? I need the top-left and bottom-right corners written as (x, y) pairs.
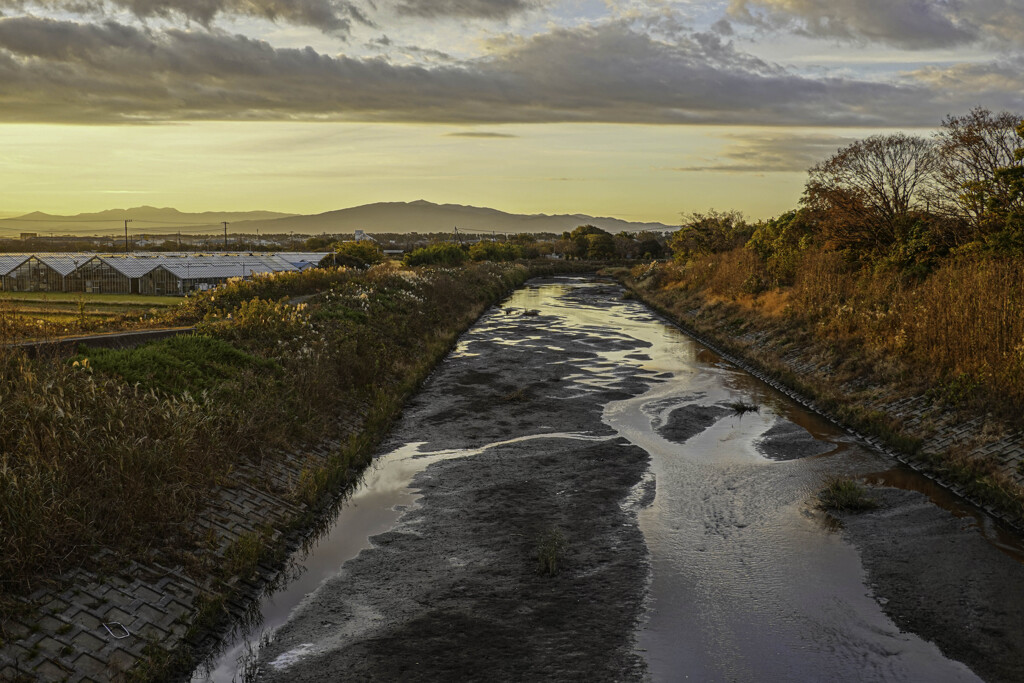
top-left (0, 440), bottom-right (339, 682)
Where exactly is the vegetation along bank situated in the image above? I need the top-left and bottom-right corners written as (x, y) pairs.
top-left (617, 108), bottom-right (1024, 527)
top-left (0, 258), bottom-right (599, 680)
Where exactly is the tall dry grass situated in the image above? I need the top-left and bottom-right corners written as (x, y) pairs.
top-left (636, 247), bottom-right (1024, 416)
top-left (0, 262), bottom-right (531, 595)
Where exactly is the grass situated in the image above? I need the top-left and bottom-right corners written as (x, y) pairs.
top-left (536, 527), bottom-right (566, 576)
top-left (726, 400), bottom-right (760, 414)
top-left (0, 292), bottom-right (177, 340)
top-left (0, 291), bottom-right (180, 306)
top-left (818, 476), bottom-right (879, 512)
top-left (77, 334), bottom-right (280, 395)
top-left (620, 250), bottom-right (1024, 526)
top-left (0, 260), bottom-right (541, 603)
top-left (501, 387), bottom-right (528, 403)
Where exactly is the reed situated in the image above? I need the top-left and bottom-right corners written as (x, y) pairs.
top-left (0, 262), bottom-right (532, 596)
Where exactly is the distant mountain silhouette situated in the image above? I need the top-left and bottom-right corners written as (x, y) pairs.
top-left (0, 201), bottom-right (673, 236)
top-left (230, 200), bottom-right (674, 235)
top-left (0, 207), bottom-right (295, 235)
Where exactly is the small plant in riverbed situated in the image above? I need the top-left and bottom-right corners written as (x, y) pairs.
top-left (536, 527), bottom-right (566, 576)
top-left (818, 476), bottom-right (878, 512)
top-left (726, 400), bottom-right (760, 414)
top-left (501, 387), bottom-right (528, 403)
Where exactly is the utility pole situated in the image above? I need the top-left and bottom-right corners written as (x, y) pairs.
top-left (222, 222), bottom-right (229, 251)
top-left (124, 219), bottom-right (132, 253)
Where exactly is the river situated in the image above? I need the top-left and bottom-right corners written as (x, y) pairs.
top-left (192, 275), bottom-right (1024, 682)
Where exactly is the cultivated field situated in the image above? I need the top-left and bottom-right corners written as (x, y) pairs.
top-left (0, 291), bottom-right (179, 337)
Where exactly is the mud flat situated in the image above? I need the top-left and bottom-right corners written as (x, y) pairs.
top-left (206, 276), bottom-right (1024, 682)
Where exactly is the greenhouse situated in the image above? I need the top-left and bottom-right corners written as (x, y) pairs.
top-left (0, 252), bottom-right (329, 295)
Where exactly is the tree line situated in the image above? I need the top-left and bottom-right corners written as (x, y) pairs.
top-left (671, 107), bottom-right (1024, 281)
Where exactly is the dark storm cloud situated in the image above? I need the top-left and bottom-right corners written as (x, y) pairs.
top-left (0, 0), bottom-right (371, 33)
top-left (728, 0), bottom-right (1024, 49)
top-left (394, 0), bottom-right (533, 20)
top-left (0, 17), bottom-right (1015, 125)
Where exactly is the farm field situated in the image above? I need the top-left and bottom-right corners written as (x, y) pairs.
top-left (0, 291), bottom-right (179, 334)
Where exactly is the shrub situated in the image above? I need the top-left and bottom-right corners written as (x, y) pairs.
top-left (469, 241), bottom-right (522, 262)
top-left (320, 241), bottom-right (384, 268)
top-left (818, 476), bottom-right (878, 512)
top-left (403, 243), bottom-right (468, 267)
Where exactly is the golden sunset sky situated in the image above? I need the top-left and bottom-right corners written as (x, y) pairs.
top-left (0, 0), bottom-right (1021, 223)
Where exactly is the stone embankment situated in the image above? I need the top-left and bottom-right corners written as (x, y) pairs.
top-left (619, 275), bottom-right (1024, 531)
top-left (0, 435), bottom-right (345, 681)
top-left (1, 263), bottom-right (555, 682)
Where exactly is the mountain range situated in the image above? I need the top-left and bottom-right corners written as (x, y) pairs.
top-left (0, 201), bottom-right (674, 236)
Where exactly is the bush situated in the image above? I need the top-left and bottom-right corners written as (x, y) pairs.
top-left (320, 241), bottom-right (384, 268)
top-left (403, 243), bottom-right (468, 267)
top-left (469, 241), bottom-right (522, 262)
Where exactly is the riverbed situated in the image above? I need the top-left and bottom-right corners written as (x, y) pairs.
top-left (193, 275), bottom-right (1024, 682)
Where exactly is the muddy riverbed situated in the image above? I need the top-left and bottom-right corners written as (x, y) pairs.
top-left (194, 275), bottom-right (1024, 682)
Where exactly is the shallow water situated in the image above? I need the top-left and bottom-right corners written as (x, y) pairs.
top-left (502, 279), bottom-right (981, 681)
top-left (191, 432), bottom-right (613, 682)
top-left (193, 276), bottom-right (988, 682)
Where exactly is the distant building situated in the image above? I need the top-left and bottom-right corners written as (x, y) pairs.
top-left (19, 233), bottom-right (37, 240)
top-left (0, 251), bottom-right (329, 295)
top-left (354, 230), bottom-right (378, 243)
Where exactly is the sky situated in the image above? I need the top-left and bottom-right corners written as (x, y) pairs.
top-left (0, 0), bottom-right (1022, 224)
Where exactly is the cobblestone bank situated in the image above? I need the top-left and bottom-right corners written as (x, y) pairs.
top-left (0, 439), bottom-right (342, 682)
top-left (623, 281), bottom-right (1024, 531)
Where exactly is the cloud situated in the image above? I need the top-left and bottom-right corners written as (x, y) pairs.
top-left (674, 132), bottom-right (856, 173)
top-left (446, 131), bottom-right (518, 137)
top-left (0, 17), bottom-right (1013, 126)
top-left (907, 57), bottom-right (1024, 98)
top-left (0, 0), bottom-right (372, 33)
top-left (393, 0), bottom-right (534, 20)
top-left (727, 0), bottom-right (1024, 49)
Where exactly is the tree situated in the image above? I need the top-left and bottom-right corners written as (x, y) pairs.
top-left (303, 235), bottom-right (334, 250)
top-left (929, 108), bottom-right (1024, 244)
top-left (746, 209), bottom-right (817, 285)
top-left (669, 209), bottom-right (749, 262)
top-left (469, 241), bottom-right (522, 262)
top-left (803, 133), bottom-right (936, 255)
top-left (320, 240), bottom-right (383, 268)
top-left (402, 243), bottom-right (468, 266)
top-left (634, 231), bottom-right (667, 259)
top-left (586, 232), bottom-right (616, 259)
top-left (983, 119), bottom-right (1024, 252)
